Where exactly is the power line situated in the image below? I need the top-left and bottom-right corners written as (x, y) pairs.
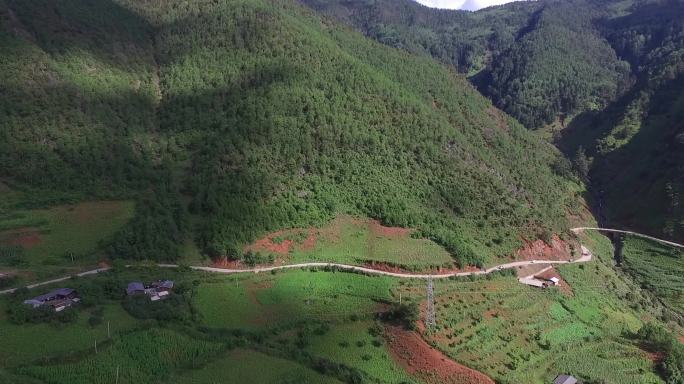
top-left (426, 276), bottom-right (436, 329)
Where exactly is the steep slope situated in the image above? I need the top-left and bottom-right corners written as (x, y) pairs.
top-left (301, 0), bottom-right (684, 243)
top-left (0, 0), bottom-right (577, 266)
top-left (562, 0), bottom-right (684, 241)
top-left (301, 0), bottom-right (630, 128)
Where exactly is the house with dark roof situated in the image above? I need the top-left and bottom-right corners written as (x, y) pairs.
top-left (553, 375), bottom-right (578, 384)
top-left (24, 288), bottom-right (80, 312)
top-left (126, 282), bottom-right (145, 296)
top-left (127, 280), bottom-right (175, 301)
top-left (151, 280), bottom-right (174, 292)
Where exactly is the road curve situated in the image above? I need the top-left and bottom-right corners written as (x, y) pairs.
top-left (571, 227), bottom-right (684, 249)
top-left (158, 249), bottom-right (593, 280)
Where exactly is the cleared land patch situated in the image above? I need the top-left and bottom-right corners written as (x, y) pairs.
top-left (0, 201), bottom-right (134, 272)
top-left (386, 324), bottom-right (494, 384)
top-left (244, 215), bottom-right (454, 271)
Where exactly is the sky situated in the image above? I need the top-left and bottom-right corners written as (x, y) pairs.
top-left (414, 0), bottom-right (523, 11)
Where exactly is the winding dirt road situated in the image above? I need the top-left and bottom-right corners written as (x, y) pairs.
top-left (0, 245), bottom-right (593, 295)
top-left (21, 226), bottom-right (677, 295)
top-left (571, 227), bottom-right (684, 249)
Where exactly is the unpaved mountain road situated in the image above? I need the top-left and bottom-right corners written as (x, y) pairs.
top-left (0, 245), bottom-right (594, 295)
top-left (571, 227), bottom-right (684, 249)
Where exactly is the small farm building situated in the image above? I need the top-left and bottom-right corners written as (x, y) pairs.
top-left (553, 375), bottom-right (578, 384)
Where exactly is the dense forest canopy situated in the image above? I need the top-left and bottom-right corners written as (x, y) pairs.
top-left (300, 0), bottom-right (684, 242)
top-left (0, 0), bottom-right (577, 266)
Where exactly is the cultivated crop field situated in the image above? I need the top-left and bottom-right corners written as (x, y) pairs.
top-left (0, 232), bottom-right (678, 384)
top-left (407, 231), bottom-right (664, 384)
top-left (172, 349), bottom-right (342, 384)
top-left (1, 267), bottom-right (417, 384)
top-left (621, 235), bottom-right (684, 314)
top-left (18, 329), bottom-right (224, 384)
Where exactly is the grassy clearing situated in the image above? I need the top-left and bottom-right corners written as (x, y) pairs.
top-left (194, 270), bottom-right (395, 329)
top-left (249, 215), bottom-right (454, 270)
top-left (173, 348), bottom-right (342, 384)
top-left (193, 279), bottom-right (257, 329)
top-left (403, 231), bottom-right (664, 384)
top-left (621, 235), bottom-right (684, 314)
top-left (0, 201), bottom-right (134, 272)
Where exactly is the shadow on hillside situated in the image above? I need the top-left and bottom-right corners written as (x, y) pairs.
top-left (560, 72), bottom-right (684, 241)
top-left (3, 0), bottom-right (155, 71)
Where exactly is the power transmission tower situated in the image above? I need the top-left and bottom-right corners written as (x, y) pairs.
top-left (426, 276), bottom-right (436, 329)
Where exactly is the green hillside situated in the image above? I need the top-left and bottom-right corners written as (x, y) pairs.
top-left (0, 0), bottom-right (577, 268)
top-left (301, 0), bottom-right (630, 128)
top-left (301, 0), bottom-right (684, 243)
top-left (562, 0), bottom-right (684, 241)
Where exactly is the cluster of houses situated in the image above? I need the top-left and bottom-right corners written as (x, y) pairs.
top-left (23, 288), bottom-right (81, 312)
top-left (126, 280), bottom-right (174, 301)
top-left (23, 280), bottom-right (174, 312)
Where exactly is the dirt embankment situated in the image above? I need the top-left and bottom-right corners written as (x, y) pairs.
top-left (385, 325), bottom-right (494, 384)
top-left (243, 228), bottom-right (317, 257)
top-left (515, 235), bottom-right (573, 261)
top-left (362, 261), bottom-right (478, 276)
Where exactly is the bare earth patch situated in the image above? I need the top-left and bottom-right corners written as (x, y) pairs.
top-left (243, 229), bottom-right (300, 256)
top-left (369, 220), bottom-right (412, 238)
top-left (0, 227), bottom-right (43, 249)
top-left (385, 325), bottom-right (494, 384)
top-left (515, 235), bottom-right (573, 261)
top-left (362, 261), bottom-right (479, 275)
top-left (536, 267), bottom-right (573, 296)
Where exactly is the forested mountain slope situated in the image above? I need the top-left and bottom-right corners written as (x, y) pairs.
top-left (563, 0), bottom-right (684, 241)
top-left (0, 0), bottom-right (576, 266)
top-left (302, 0), bottom-right (684, 243)
top-left (301, 0), bottom-right (631, 128)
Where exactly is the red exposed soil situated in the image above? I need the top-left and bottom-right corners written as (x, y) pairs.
top-left (369, 220), bottom-right (413, 238)
top-left (515, 235), bottom-right (573, 261)
top-left (243, 227), bottom-right (319, 258)
top-left (535, 268), bottom-right (573, 296)
top-left (300, 229), bottom-right (317, 251)
top-left (243, 229), bottom-right (296, 256)
top-left (0, 227), bottom-right (43, 249)
top-left (385, 325), bottom-right (494, 384)
top-left (362, 261), bottom-right (477, 276)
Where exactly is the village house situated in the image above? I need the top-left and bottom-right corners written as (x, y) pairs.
top-left (126, 280), bottom-right (174, 301)
top-left (126, 282), bottom-right (145, 296)
top-left (553, 374), bottom-right (578, 384)
top-left (24, 288), bottom-right (80, 312)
